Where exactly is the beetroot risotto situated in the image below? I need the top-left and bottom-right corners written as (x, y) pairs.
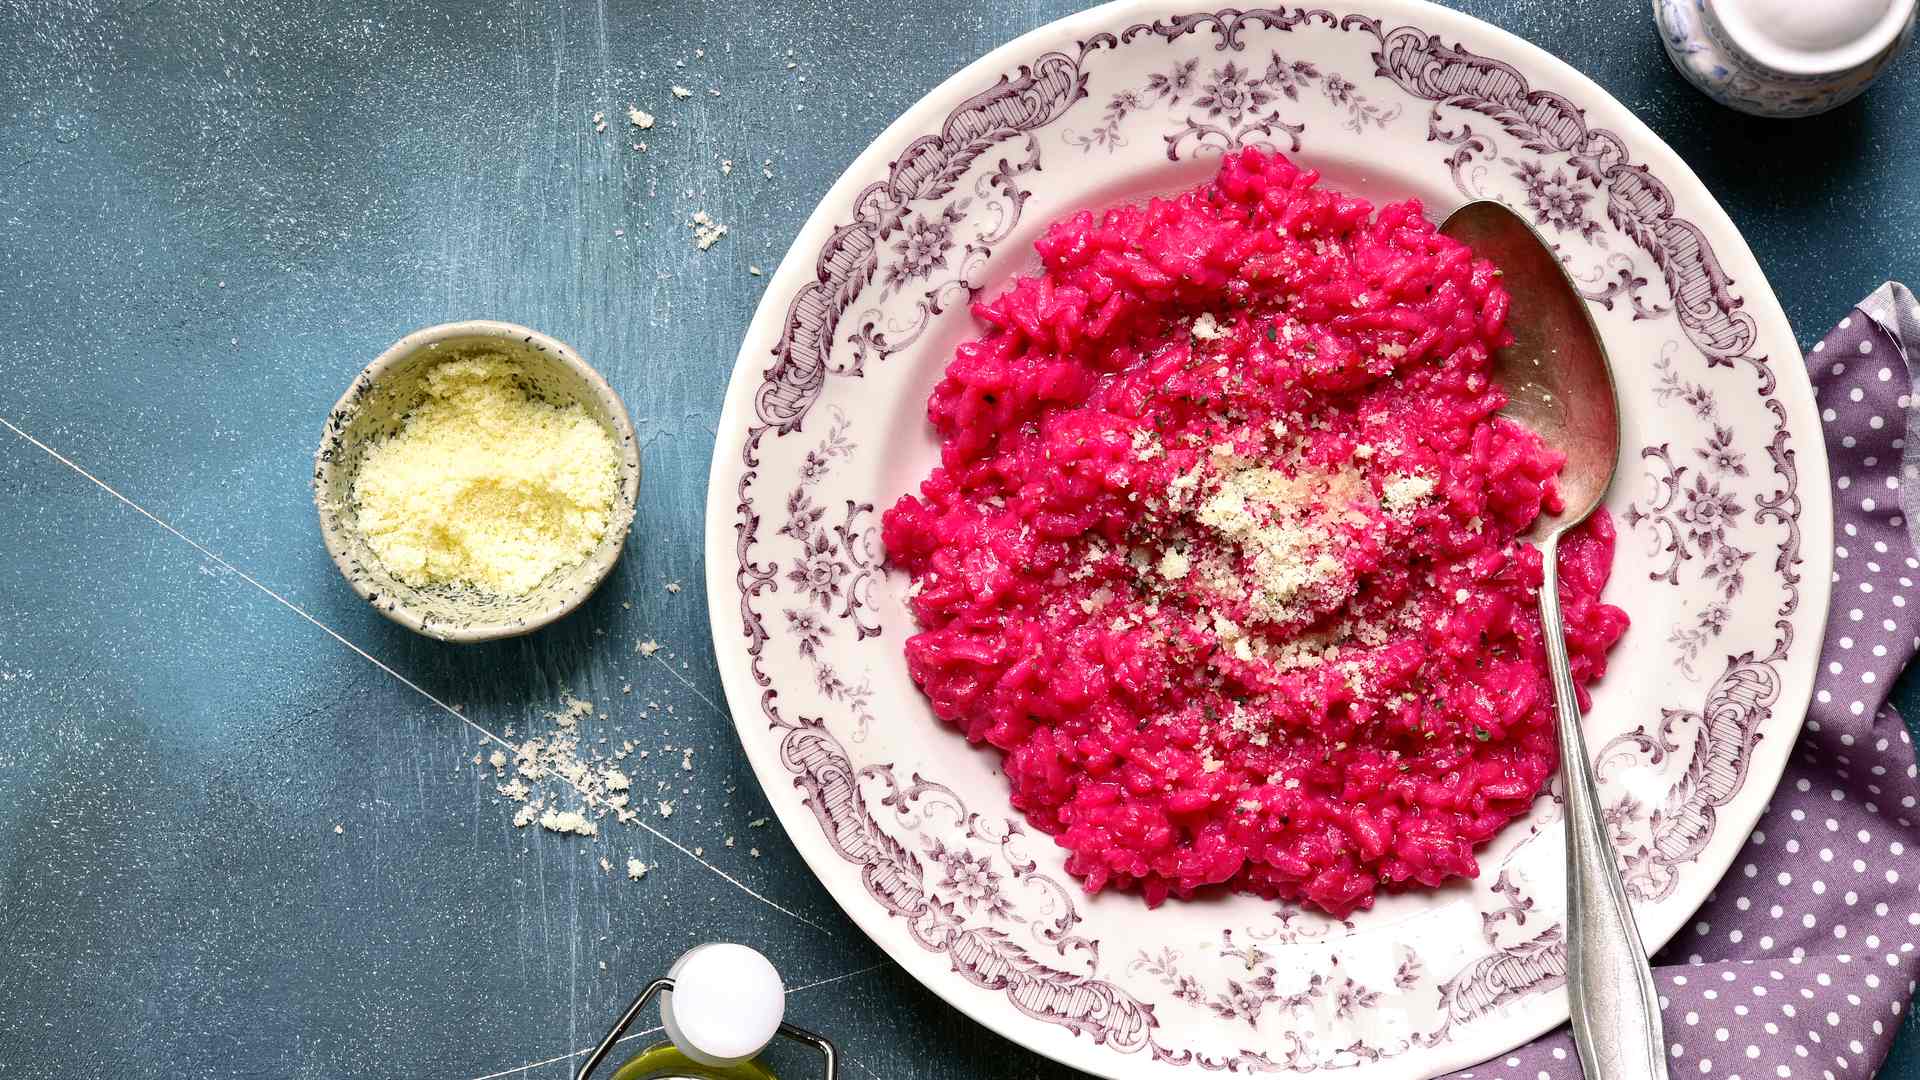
top-left (881, 149), bottom-right (1628, 917)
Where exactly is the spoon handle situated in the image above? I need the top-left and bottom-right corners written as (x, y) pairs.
top-left (1539, 533), bottom-right (1670, 1080)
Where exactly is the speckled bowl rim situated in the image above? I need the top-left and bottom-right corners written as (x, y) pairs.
top-left (312, 319), bottom-right (641, 643)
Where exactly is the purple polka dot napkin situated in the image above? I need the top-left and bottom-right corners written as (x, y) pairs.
top-left (1446, 283), bottom-right (1920, 1080)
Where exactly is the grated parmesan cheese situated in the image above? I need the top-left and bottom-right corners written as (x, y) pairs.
top-left (689, 212), bottom-right (728, 250)
top-left (1189, 461), bottom-right (1355, 625)
top-left (540, 809), bottom-right (597, 836)
top-left (1191, 312), bottom-right (1231, 341)
top-left (350, 356), bottom-right (622, 596)
top-left (1156, 548), bottom-right (1191, 581)
top-left (1380, 472), bottom-right (1435, 512)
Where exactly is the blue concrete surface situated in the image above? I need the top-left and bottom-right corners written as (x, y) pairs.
top-left (0, 0), bottom-right (1915, 1077)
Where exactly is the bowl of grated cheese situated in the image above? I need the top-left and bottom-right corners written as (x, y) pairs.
top-left (314, 320), bottom-right (640, 642)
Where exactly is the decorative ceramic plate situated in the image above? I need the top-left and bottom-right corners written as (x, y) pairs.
top-left (704, 3), bottom-right (1832, 1076)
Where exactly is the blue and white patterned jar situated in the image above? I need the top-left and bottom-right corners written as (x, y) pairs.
top-left (1654, 0), bottom-right (1916, 117)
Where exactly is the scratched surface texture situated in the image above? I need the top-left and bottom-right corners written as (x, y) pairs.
top-left (0, 0), bottom-right (1917, 1078)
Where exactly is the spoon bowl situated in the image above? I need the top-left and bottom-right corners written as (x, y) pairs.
top-left (1439, 199), bottom-right (1621, 540)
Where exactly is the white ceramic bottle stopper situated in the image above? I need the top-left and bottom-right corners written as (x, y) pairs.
top-left (659, 943), bottom-right (787, 1066)
top-left (574, 942), bottom-right (838, 1080)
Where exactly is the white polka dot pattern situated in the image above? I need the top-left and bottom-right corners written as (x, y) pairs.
top-left (1443, 303), bottom-right (1920, 1077)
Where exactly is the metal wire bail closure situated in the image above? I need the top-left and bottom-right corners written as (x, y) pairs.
top-left (575, 944), bottom-right (838, 1080)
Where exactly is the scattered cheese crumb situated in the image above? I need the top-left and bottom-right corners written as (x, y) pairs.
top-left (333, 824), bottom-right (344, 835)
top-left (1380, 473), bottom-right (1436, 512)
top-left (658, 800), bottom-right (674, 818)
top-left (1191, 312), bottom-right (1231, 341)
top-left (748, 265), bottom-right (763, 276)
top-left (670, 85), bottom-right (693, 99)
top-left (554, 695), bottom-right (591, 729)
top-left (665, 580), bottom-right (683, 593)
top-left (627, 858), bottom-right (649, 880)
top-left (627, 105), bottom-right (655, 129)
top-left (638, 639), bottom-right (661, 656)
top-left (1156, 548), bottom-right (1190, 581)
top-left (1131, 429), bottom-right (1164, 462)
top-left (689, 212), bottom-right (728, 250)
top-left (540, 809), bottom-right (598, 836)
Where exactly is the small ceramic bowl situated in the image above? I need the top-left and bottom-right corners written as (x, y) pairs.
top-left (1655, 0), bottom-right (1917, 117)
top-left (313, 320), bottom-right (641, 643)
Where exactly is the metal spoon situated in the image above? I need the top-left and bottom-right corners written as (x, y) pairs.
top-left (1440, 200), bottom-right (1668, 1080)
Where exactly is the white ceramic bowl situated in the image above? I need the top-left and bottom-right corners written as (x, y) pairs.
top-left (313, 320), bottom-right (640, 642)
